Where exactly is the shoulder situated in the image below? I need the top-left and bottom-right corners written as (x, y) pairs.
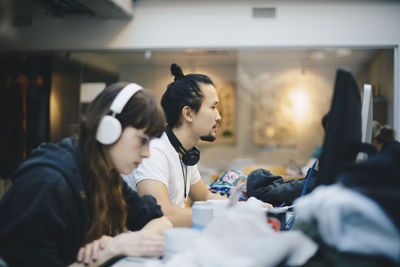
top-left (15, 165), bottom-right (69, 188)
top-left (12, 138), bottom-right (84, 193)
top-left (0, 166), bottom-right (77, 232)
top-left (10, 166), bottom-right (74, 203)
top-left (150, 132), bottom-right (174, 152)
top-left (123, 133), bottom-right (178, 187)
top-left (141, 133), bottom-right (178, 165)
top-left (381, 140), bottom-right (400, 152)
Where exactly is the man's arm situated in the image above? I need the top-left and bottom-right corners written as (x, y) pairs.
top-left (189, 179), bottom-right (227, 202)
top-left (142, 216), bottom-right (173, 235)
top-left (137, 179), bottom-right (192, 227)
top-left (190, 179), bottom-right (272, 210)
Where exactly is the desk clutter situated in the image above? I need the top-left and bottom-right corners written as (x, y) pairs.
top-left (115, 183), bottom-right (399, 267)
top-left (114, 141), bottom-right (400, 267)
top-left (209, 169), bottom-right (247, 200)
top-left (208, 167), bottom-right (317, 208)
top-left (114, 202), bottom-right (317, 267)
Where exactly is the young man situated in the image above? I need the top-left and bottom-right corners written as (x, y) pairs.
top-left (122, 63), bottom-right (226, 227)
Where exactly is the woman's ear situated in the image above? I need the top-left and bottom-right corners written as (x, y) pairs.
top-left (181, 106), bottom-right (193, 123)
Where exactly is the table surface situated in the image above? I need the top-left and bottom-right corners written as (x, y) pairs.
top-left (112, 256), bottom-right (161, 267)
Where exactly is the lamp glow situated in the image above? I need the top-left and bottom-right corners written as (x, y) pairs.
top-left (289, 89), bottom-right (310, 124)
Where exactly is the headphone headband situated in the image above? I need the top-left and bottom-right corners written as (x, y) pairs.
top-left (110, 83), bottom-right (143, 114)
top-left (165, 126), bottom-right (186, 152)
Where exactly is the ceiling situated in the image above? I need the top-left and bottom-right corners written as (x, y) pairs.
top-left (10, 0), bottom-right (133, 26)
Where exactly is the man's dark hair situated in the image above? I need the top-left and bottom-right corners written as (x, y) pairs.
top-left (161, 63), bottom-right (214, 128)
top-left (375, 125), bottom-right (396, 144)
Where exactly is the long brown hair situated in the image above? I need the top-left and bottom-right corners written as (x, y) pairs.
top-left (77, 82), bottom-right (165, 244)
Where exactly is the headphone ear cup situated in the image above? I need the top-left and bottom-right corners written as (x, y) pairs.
top-left (182, 149), bottom-right (200, 166)
top-left (96, 115), bottom-right (122, 145)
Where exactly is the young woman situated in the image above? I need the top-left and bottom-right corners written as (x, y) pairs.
top-left (0, 82), bottom-right (172, 266)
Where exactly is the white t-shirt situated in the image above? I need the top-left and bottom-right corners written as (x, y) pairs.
top-left (122, 132), bottom-right (201, 208)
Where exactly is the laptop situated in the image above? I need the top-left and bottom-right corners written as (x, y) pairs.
top-left (284, 159), bottom-right (318, 230)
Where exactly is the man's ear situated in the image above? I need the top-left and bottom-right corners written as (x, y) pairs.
top-left (181, 106), bottom-right (193, 122)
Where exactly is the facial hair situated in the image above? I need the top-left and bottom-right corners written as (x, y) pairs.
top-left (201, 122), bottom-right (219, 142)
top-left (200, 134), bottom-right (216, 142)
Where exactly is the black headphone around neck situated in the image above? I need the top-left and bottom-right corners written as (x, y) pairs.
top-left (165, 126), bottom-right (200, 166)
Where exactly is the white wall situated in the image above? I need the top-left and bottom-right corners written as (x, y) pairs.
top-left (2, 0), bottom-right (400, 50)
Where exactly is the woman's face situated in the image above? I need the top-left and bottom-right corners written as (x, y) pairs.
top-left (106, 126), bottom-right (151, 174)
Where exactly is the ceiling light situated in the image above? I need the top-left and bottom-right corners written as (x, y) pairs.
top-left (336, 49), bottom-right (352, 57)
top-left (310, 51), bottom-right (326, 61)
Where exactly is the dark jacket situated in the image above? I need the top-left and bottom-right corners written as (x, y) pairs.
top-left (338, 140), bottom-right (400, 230)
top-left (246, 168), bottom-right (318, 207)
top-left (301, 141), bottom-right (400, 267)
top-left (0, 138), bottom-right (163, 266)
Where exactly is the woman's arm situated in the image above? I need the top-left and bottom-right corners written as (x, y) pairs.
top-left (70, 236), bottom-right (116, 267)
top-left (73, 230), bottom-right (164, 267)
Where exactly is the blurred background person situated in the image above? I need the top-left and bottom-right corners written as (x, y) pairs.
top-left (372, 120), bottom-right (397, 151)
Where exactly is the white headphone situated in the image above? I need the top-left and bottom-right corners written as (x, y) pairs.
top-left (96, 83), bottom-right (143, 145)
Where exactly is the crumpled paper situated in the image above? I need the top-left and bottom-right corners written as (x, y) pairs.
top-left (146, 202), bottom-right (318, 267)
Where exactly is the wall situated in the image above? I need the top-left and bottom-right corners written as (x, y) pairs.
top-left (370, 50), bottom-right (394, 126)
top-left (120, 62), bottom-right (237, 102)
top-left (2, 1), bottom-right (400, 50)
top-left (50, 57), bottom-right (119, 142)
top-left (358, 50), bottom-right (394, 126)
top-left (50, 57), bottom-right (81, 142)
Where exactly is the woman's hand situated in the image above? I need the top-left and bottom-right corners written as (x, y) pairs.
top-left (74, 230), bottom-right (164, 266)
top-left (111, 230), bottom-right (164, 258)
top-left (77, 235), bottom-right (113, 264)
